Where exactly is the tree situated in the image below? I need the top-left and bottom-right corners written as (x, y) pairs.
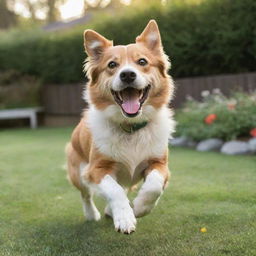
top-left (84, 0), bottom-right (122, 12)
top-left (130, 0), bottom-right (169, 6)
top-left (24, 0), bottom-right (37, 21)
top-left (46, 0), bottom-right (63, 23)
top-left (0, 0), bottom-right (16, 29)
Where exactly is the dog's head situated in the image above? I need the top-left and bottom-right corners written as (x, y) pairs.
top-left (84, 20), bottom-right (173, 121)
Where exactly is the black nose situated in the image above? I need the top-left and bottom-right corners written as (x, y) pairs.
top-left (120, 70), bottom-right (136, 84)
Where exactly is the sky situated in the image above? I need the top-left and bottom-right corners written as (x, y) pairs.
top-left (59, 0), bottom-right (85, 20)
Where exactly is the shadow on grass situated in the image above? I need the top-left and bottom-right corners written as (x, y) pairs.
top-left (13, 216), bottom-right (153, 256)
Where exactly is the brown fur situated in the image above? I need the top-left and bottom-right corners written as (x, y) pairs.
top-left (145, 150), bottom-right (170, 187)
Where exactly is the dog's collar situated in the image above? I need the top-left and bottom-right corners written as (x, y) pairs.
top-left (120, 121), bottom-right (148, 134)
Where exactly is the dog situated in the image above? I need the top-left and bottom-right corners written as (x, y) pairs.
top-left (66, 20), bottom-right (175, 234)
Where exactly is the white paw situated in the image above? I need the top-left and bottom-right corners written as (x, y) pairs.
top-left (133, 200), bottom-right (156, 218)
top-left (133, 170), bottom-right (164, 218)
top-left (86, 209), bottom-right (101, 221)
top-left (83, 202), bottom-right (101, 221)
top-left (112, 206), bottom-right (137, 234)
top-left (133, 189), bottom-right (161, 218)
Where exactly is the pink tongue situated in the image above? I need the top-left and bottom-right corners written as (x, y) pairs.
top-left (121, 99), bottom-right (140, 114)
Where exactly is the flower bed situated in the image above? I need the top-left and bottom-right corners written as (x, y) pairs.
top-left (173, 89), bottom-right (256, 155)
top-left (175, 89), bottom-right (256, 141)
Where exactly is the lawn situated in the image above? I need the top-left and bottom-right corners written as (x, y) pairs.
top-left (0, 127), bottom-right (256, 256)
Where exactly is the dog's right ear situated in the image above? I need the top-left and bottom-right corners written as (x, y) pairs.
top-left (84, 30), bottom-right (113, 60)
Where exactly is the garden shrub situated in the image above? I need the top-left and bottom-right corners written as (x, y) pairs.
top-left (175, 89), bottom-right (256, 141)
top-left (0, 70), bottom-right (41, 109)
top-left (0, 0), bottom-right (255, 84)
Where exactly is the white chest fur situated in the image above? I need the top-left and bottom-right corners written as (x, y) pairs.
top-left (87, 105), bottom-right (175, 185)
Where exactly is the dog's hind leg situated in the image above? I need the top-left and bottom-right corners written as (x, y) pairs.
top-left (81, 188), bottom-right (101, 221)
top-left (66, 144), bottom-right (101, 221)
top-left (79, 162), bottom-right (101, 221)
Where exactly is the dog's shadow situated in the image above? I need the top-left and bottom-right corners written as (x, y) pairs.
top-left (15, 216), bottom-right (142, 255)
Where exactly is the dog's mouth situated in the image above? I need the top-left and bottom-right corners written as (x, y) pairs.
top-left (111, 85), bottom-right (151, 117)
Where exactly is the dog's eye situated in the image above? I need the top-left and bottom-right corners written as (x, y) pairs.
top-left (108, 61), bottom-right (118, 69)
top-left (137, 58), bottom-right (148, 66)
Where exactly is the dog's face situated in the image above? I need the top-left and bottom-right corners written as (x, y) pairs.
top-left (84, 20), bottom-right (173, 120)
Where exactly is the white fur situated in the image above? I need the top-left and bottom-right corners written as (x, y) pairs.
top-left (86, 105), bottom-right (175, 185)
top-left (92, 175), bottom-right (136, 233)
top-left (89, 40), bottom-right (102, 49)
top-left (133, 170), bottom-right (164, 217)
top-left (81, 196), bottom-right (101, 221)
top-left (147, 32), bottom-right (158, 43)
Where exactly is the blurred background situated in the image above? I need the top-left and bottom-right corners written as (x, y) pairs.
top-left (0, 0), bottom-right (255, 143)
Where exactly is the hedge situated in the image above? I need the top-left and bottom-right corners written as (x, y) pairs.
top-left (0, 0), bottom-right (255, 84)
top-left (0, 70), bottom-right (41, 109)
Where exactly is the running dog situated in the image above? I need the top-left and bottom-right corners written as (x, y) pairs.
top-left (66, 20), bottom-right (175, 234)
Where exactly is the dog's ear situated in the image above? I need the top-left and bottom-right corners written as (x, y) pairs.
top-left (84, 30), bottom-right (113, 59)
top-left (136, 20), bottom-right (162, 53)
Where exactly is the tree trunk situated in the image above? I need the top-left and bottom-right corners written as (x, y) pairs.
top-left (0, 0), bottom-right (16, 29)
top-left (26, 0), bottom-right (36, 21)
top-left (47, 0), bottom-right (57, 23)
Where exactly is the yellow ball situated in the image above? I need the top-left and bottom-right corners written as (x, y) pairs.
top-left (200, 227), bottom-right (207, 233)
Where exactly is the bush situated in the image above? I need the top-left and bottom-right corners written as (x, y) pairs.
top-left (175, 89), bottom-right (256, 141)
top-left (0, 0), bottom-right (256, 84)
top-left (0, 70), bottom-right (41, 109)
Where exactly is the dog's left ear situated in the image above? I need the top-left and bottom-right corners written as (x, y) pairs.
top-left (136, 20), bottom-right (162, 53)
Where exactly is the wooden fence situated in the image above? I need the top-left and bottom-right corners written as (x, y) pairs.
top-left (42, 83), bottom-right (86, 115)
top-left (43, 72), bottom-right (256, 117)
top-left (172, 72), bottom-right (256, 108)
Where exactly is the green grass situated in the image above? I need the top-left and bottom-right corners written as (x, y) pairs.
top-left (0, 127), bottom-right (256, 256)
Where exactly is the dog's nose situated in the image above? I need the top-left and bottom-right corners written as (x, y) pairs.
top-left (120, 70), bottom-right (136, 84)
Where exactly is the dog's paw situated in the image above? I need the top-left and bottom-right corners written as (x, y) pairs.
top-left (86, 209), bottom-right (101, 221)
top-left (133, 190), bottom-right (161, 218)
top-left (112, 207), bottom-right (136, 234)
top-left (133, 170), bottom-right (164, 218)
top-left (133, 201), bottom-right (155, 218)
top-left (83, 202), bottom-right (101, 221)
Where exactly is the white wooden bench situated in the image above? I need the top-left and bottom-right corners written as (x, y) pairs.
top-left (0, 107), bottom-right (43, 129)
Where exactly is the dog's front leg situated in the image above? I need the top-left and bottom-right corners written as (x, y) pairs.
top-left (83, 167), bottom-right (136, 234)
top-left (133, 152), bottom-right (170, 218)
top-left (97, 175), bottom-right (137, 233)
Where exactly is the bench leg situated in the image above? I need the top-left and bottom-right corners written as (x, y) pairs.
top-left (30, 112), bottom-right (37, 129)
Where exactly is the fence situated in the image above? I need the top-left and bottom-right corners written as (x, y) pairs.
top-left (172, 72), bottom-right (256, 108)
top-left (43, 83), bottom-right (86, 115)
top-left (43, 72), bottom-right (256, 117)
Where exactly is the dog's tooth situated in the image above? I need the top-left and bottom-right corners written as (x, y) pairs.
top-left (119, 92), bottom-right (123, 100)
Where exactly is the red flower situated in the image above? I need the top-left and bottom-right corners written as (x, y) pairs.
top-left (204, 114), bottom-right (217, 125)
top-left (250, 128), bottom-right (256, 137)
